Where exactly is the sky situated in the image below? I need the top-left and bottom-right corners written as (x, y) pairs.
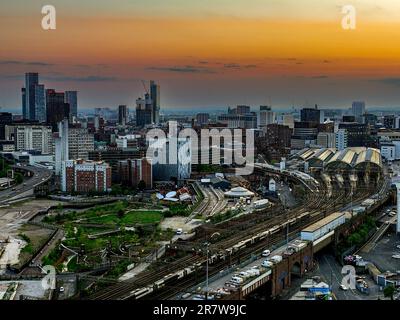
top-left (2, 0), bottom-right (400, 111)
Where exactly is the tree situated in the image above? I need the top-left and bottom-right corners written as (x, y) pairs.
top-left (384, 285), bottom-right (395, 300)
top-left (14, 172), bottom-right (23, 184)
top-left (138, 180), bottom-right (146, 191)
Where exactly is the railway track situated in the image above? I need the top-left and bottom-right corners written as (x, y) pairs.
top-left (87, 173), bottom-right (384, 300)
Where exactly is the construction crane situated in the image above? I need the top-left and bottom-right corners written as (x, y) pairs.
top-left (141, 80), bottom-right (149, 95)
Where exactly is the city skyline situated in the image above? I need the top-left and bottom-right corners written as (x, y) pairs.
top-left (2, 1), bottom-right (400, 110)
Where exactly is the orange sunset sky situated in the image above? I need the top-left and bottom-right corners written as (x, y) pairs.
top-left (1, 0), bottom-right (400, 110)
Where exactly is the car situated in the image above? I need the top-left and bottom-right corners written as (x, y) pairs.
top-left (392, 254), bottom-right (400, 259)
top-left (262, 249), bottom-right (271, 257)
top-left (261, 260), bottom-right (274, 268)
top-left (176, 228), bottom-right (183, 235)
top-left (59, 287), bottom-right (65, 293)
top-left (340, 284), bottom-right (349, 291)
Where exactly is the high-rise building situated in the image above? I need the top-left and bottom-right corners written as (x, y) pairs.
top-left (118, 105), bottom-right (128, 126)
top-left (259, 106), bottom-right (275, 127)
top-left (300, 105), bottom-right (321, 123)
top-left (317, 132), bottom-right (336, 148)
top-left (282, 114), bottom-right (295, 129)
top-left (150, 80), bottom-right (160, 124)
top-left (338, 122), bottom-right (371, 147)
top-left (22, 73), bottom-right (46, 122)
top-left (6, 124), bottom-right (53, 154)
top-left (235, 105), bottom-right (251, 115)
top-left (383, 115), bottom-right (396, 129)
top-left (136, 94), bottom-right (153, 127)
top-left (196, 113), bottom-right (210, 126)
top-left (55, 119), bottom-right (69, 175)
top-left (46, 89), bottom-right (70, 131)
top-left (352, 101), bottom-right (366, 123)
top-left (34, 84), bottom-right (46, 123)
top-left (118, 157), bottom-right (152, 189)
top-left (61, 159), bottom-right (111, 193)
top-left (65, 91), bottom-right (78, 117)
top-left (336, 129), bottom-right (348, 151)
top-left (23, 73), bottom-right (39, 120)
top-left (0, 113), bottom-right (13, 141)
top-left (149, 136), bottom-right (192, 182)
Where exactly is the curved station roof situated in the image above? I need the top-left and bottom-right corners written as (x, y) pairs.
top-left (292, 147), bottom-right (382, 171)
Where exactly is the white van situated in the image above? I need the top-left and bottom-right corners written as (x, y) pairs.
top-left (176, 228), bottom-right (183, 235)
top-left (270, 255), bottom-right (283, 263)
top-left (231, 276), bottom-right (244, 285)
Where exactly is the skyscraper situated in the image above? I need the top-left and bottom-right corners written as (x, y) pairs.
top-left (259, 106), bottom-right (275, 127)
top-left (34, 84), bottom-right (46, 123)
top-left (65, 91), bottom-right (78, 117)
top-left (150, 80), bottom-right (160, 124)
top-left (352, 101), bottom-right (366, 123)
top-left (118, 105), bottom-right (128, 126)
top-left (136, 94), bottom-right (153, 127)
top-left (23, 72), bottom-right (39, 120)
top-left (46, 89), bottom-right (70, 131)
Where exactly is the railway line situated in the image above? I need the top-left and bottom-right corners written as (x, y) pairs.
top-left (88, 171), bottom-right (383, 300)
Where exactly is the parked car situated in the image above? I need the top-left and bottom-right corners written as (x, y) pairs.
top-left (262, 249), bottom-right (271, 257)
top-left (261, 260), bottom-right (274, 268)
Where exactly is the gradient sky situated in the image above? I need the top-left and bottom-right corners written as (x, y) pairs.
top-left (2, 0), bottom-right (400, 111)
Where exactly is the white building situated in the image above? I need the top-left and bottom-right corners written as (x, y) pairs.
top-left (381, 143), bottom-right (396, 161)
top-left (335, 129), bottom-right (348, 151)
top-left (116, 134), bottom-right (141, 149)
top-left (55, 120), bottom-right (94, 175)
top-left (6, 124), bottom-right (53, 154)
top-left (259, 106), bottom-right (275, 127)
top-left (317, 132), bottom-right (336, 148)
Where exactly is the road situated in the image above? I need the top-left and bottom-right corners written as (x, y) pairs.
top-left (0, 165), bottom-right (52, 204)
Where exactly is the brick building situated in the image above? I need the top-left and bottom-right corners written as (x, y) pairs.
top-left (61, 159), bottom-right (111, 193)
top-left (117, 157), bottom-right (152, 189)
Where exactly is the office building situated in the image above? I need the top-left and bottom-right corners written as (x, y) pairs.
top-left (118, 157), bottom-right (152, 189)
top-left (46, 89), bottom-right (70, 131)
top-left (196, 113), bottom-right (210, 126)
top-left (335, 129), bottom-right (348, 151)
top-left (149, 136), bottom-right (192, 182)
top-left (23, 73), bottom-right (39, 120)
top-left (55, 119), bottom-right (69, 175)
top-left (338, 122), bottom-right (371, 147)
top-left (259, 106), bottom-right (275, 127)
top-left (281, 114), bottom-right (295, 129)
top-left (150, 80), bottom-right (160, 124)
top-left (352, 101), bottom-right (366, 123)
top-left (6, 124), bottom-right (53, 154)
top-left (89, 149), bottom-right (143, 182)
top-left (61, 159), bottom-right (111, 193)
top-left (118, 105), bottom-right (128, 126)
top-left (300, 106), bottom-right (321, 123)
top-left (34, 84), bottom-right (46, 123)
top-left (136, 94), bottom-right (153, 127)
top-left (55, 120), bottom-right (95, 175)
top-left (65, 91), bottom-right (78, 117)
top-left (317, 132), bottom-right (336, 148)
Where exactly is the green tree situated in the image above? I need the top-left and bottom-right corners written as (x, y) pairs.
top-left (138, 180), bottom-right (146, 191)
top-left (14, 172), bottom-right (23, 184)
top-left (384, 285), bottom-right (395, 300)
